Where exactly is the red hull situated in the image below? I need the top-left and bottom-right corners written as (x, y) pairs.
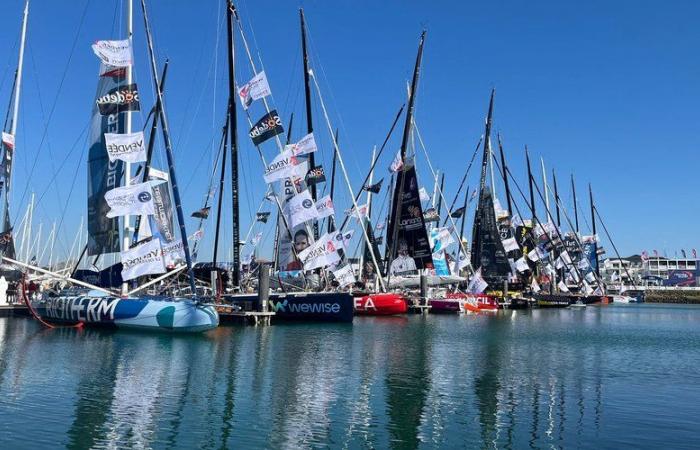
top-left (430, 293), bottom-right (499, 313)
top-left (354, 293), bottom-right (408, 316)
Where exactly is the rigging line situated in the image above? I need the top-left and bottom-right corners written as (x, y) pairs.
top-left (13, 0), bottom-right (92, 221)
top-left (442, 136), bottom-right (482, 226)
top-left (0, 32), bottom-right (19, 97)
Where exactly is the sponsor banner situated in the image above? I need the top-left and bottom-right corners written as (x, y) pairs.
top-left (332, 264), bottom-right (356, 288)
top-left (121, 238), bottom-right (166, 281)
top-left (430, 227), bottom-right (455, 252)
top-left (249, 110), bottom-right (284, 146)
top-left (282, 189), bottom-right (319, 228)
top-left (345, 203), bottom-right (369, 221)
top-left (305, 165), bottom-right (326, 186)
top-left (501, 237), bottom-right (520, 253)
top-left (256, 212), bottom-right (271, 223)
top-left (96, 83), bottom-right (140, 116)
top-left (1, 132), bottom-right (14, 150)
top-left (149, 178), bottom-right (175, 243)
top-left (104, 131), bottom-right (146, 163)
top-left (432, 251), bottom-right (450, 276)
top-left (364, 178), bottom-right (383, 193)
top-left (149, 167), bottom-right (169, 181)
top-left (285, 132), bottom-right (317, 156)
top-left (423, 207), bottom-right (439, 223)
top-left (298, 232), bottom-right (341, 271)
top-left (331, 229), bottom-right (354, 251)
top-left (663, 270), bottom-right (699, 287)
top-left (389, 150), bottom-right (403, 172)
top-left (104, 181), bottom-right (158, 218)
top-left (263, 148), bottom-right (308, 183)
top-left (91, 39), bottom-right (133, 68)
top-left (161, 239), bottom-right (185, 268)
top-left (467, 268), bottom-right (488, 293)
top-left (419, 187), bottom-right (430, 202)
top-left (238, 71), bottom-right (271, 109)
top-left (315, 195), bottom-right (334, 219)
top-left (514, 257), bottom-right (529, 273)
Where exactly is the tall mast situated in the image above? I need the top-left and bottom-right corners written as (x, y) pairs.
top-left (589, 183), bottom-right (600, 278)
top-left (552, 169), bottom-right (561, 227)
top-left (300, 9), bottom-right (318, 240)
top-left (360, 146), bottom-right (377, 273)
top-left (212, 114), bottom-right (229, 265)
top-left (497, 133), bottom-right (512, 215)
top-left (328, 129), bottom-right (338, 232)
top-left (571, 174), bottom-right (579, 233)
top-left (121, 0), bottom-right (133, 295)
top-left (227, 0), bottom-right (241, 287)
top-left (540, 157), bottom-right (550, 223)
top-left (525, 146), bottom-right (536, 220)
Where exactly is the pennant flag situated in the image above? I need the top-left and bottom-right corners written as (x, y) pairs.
top-left (419, 187), bottom-right (431, 202)
top-left (104, 181), bottom-right (158, 218)
top-left (363, 178), bottom-right (384, 193)
top-left (283, 190), bottom-right (319, 228)
top-left (501, 237), bottom-right (520, 253)
top-left (91, 39), bottom-right (133, 68)
top-left (557, 280), bottom-right (570, 293)
top-left (315, 195), bottom-right (335, 219)
top-left (249, 110), bottom-right (284, 146)
top-left (284, 132), bottom-right (317, 156)
top-left (423, 208), bottom-right (440, 223)
top-left (332, 264), bottom-right (356, 288)
top-left (256, 212), bottom-right (271, 223)
top-left (237, 71), bottom-right (272, 109)
top-left (305, 165), bottom-right (326, 186)
top-left (161, 239), bottom-right (185, 268)
top-left (298, 232), bottom-right (341, 271)
top-left (96, 83), bottom-right (140, 115)
top-left (389, 150), bottom-right (403, 172)
top-left (641, 250), bottom-right (648, 261)
top-left (148, 167), bottom-right (169, 181)
top-left (120, 238), bottom-right (166, 281)
top-left (1, 132), bottom-right (14, 150)
top-left (251, 232), bottom-right (263, 246)
top-left (450, 206), bottom-right (466, 218)
top-left (104, 131), bottom-right (146, 163)
top-left (515, 257), bottom-right (529, 273)
top-left (531, 277), bottom-right (541, 293)
top-left (467, 268), bottom-right (488, 293)
top-left (191, 206), bottom-right (210, 219)
top-left (263, 148), bottom-right (308, 183)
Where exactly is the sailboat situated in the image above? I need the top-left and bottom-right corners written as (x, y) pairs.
top-left (10, 0), bottom-right (218, 332)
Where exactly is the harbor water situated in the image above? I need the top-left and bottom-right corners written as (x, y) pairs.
top-left (1, 304), bottom-right (699, 449)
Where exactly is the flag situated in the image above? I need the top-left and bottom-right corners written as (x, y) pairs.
top-left (120, 238), bottom-right (166, 281)
top-left (585, 271), bottom-right (596, 283)
top-left (501, 237), bottom-right (520, 253)
top-left (430, 227), bottom-right (455, 252)
top-left (363, 178), bottom-right (383, 193)
top-left (104, 181), bottom-right (158, 218)
top-left (419, 187), bottom-right (430, 202)
top-left (470, 189), bottom-right (477, 200)
top-left (256, 212), bottom-right (271, 223)
top-left (332, 264), bottom-right (356, 288)
top-left (530, 278), bottom-right (541, 293)
top-left (423, 208), bottom-right (439, 223)
top-left (237, 71), bottom-right (271, 109)
top-left (161, 239), bottom-right (185, 268)
top-left (331, 230), bottom-right (355, 250)
top-left (104, 131), bottom-right (146, 163)
top-left (315, 195), bottom-right (334, 219)
top-left (375, 236), bottom-right (384, 246)
top-left (283, 190), bottom-right (319, 228)
top-left (191, 206), bottom-right (210, 219)
top-left (92, 39), bottom-right (133, 68)
top-left (510, 213), bottom-right (523, 227)
top-left (467, 268), bottom-right (488, 293)
top-left (641, 250), bottom-right (648, 261)
top-left (191, 229), bottom-right (204, 241)
top-left (284, 132), bottom-right (317, 156)
top-left (583, 280), bottom-right (594, 295)
top-left (450, 206), bottom-right (466, 218)
top-left (249, 110), bottom-right (284, 146)
top-left (263, 148), bottom-right (308, 183)
top-left (305, 165), bottom-right (326, 186)
top-left (527, 247), bottom-right (544, 262)
top-left (1, 132), bottom-right (14, 150)
top-left (345, 204), bottom-right (368, 221)
top-left (557, 280), bottom-right (570, 293)
top-left (514, 257), bottom-right (529, 273)
top-left (298, 232), bottom-right (341, 271)
top-left (251, 232), bottom-right (263, 246)
top-left (389, 150), bottom-right (403, 172)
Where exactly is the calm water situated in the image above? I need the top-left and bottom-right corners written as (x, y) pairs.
top-left (1, 304), bottom-right (699, 449)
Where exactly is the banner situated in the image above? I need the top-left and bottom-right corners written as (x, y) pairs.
top-left (104, 131), bottom-right (146, 163)
top-left (104, 181), bottom-right (157, 218)
top-left (315, 195), bottom-right (334, 219)
top-left (282, 189), bottom-right (319, 228)
top-left (331, 229), bottom-right (355, 251)
top-left (96, 83), bottom-right (140, 116)
top-left (249, 110), bottom-right (284, 145)
top-left (423, 208), bottom-right (439, 223)
top-left (251, 232), bottom-right (263, 246)
top-left (238, 71), bottom-right (271, 109)
top-left (364, 178), bottom-right (383, 193)
top-left (332, 264), bottom-right (356, 288)
top-left (121, 238), bottom-right (166, 281)
top-left (298, 232), bottom-right (341, 271)
top-left (345, 203), bottom-right (369, 221)
top-left (531, 278), bottom-right (541, 293)
top-left (91, 39), bottom-right (133, 68)
top-left (501, 237), bottom-right (520, 253)
top-left (263, 149), bottom-right (307, 183)
top-left (432, 251), bottom-right (450, 276)
top-left (285, 132), bottom-right (317, 156)
top-left (256, 212), bottom-right (270, 223)
top-left (557, 280), bottom-right (570, 293)
top-left (450, 206), bottom-right (466, 218)
top-left (419, 187), bottom-right (430, 202)
top-left (467, 268), bottom-right (488, 293)
top-left (191, 206), bottom-right (210, 219)
top-left (514, 257), bottom-right (529, 273)
top-left (1, 132), bottom-right (14, 150)
top-left (430, 227), bottom-right (455, 252)
top-left (305, 165), bottom-right (326, 186)
top-left (389, 150), bottom-right (403, 173)
top-left (161, 239), bottom-right (185, 268)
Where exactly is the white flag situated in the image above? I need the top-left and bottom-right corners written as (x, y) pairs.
top-left (501, 237), bottom-right (520, 253)
top-left (161, 239), bottom-right (185, 268)
top-left (283, 190), bottom-right (319, 228)
top-left (315, 195), bottom-right (335, 219)
top-left (1, 132), bottom-right (14, 150)
top-left (250, 232), bottom-right (263, 246)
top-left (237, 71), bottom-right (271, 109)
top-left (263, 149), bottom-right (308, 184)
top-left (557, 280), bottom-right (570, 293)
top-left (577, 258), bottom-right (590, 270)
top-left (105, 131), bottom-right (146, 163)
top-left (494, 198), bottom-right (508, 219)
top-left (298, 232), bottom-right (341, 271)
top-left (527, 247), bottom-right (542, 262)
top-left (515, 257), bottom-right (529, 273)
top-left (531, 278), bottom-right (541, 293)
top-left (104, 181), bottom-right (159, 218)
top-left (92, 39), bottom-right (133, 68)
top-left (331, 229), bottom-right (355, 250)
top-left (510, 213), bottom-right (523, 227)
top-left (560, 251), bottom-right (572, 264)
top-left (332, 264), bottom-right (356, 288)
top-left (284, 132), bottom-right (317, 156)
top-left (467, 268), bottom-right (488, 293)
top-left (585, 271), bottom-right (596, 283)
top-left (345, 204), bottom-right (368, 221)
top-left (389, 150), bottom-right (403, 172)
top-left (149, 167), bottom-right (169, 181)
top-left (121, 238), bottom-right (166, 281)
top-left (419, 187), bottom-right (430, 202)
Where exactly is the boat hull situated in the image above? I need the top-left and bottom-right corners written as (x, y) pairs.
top-left (353, 293), bottom-right (407, 316)
top-left (30, 293), bottom-right (219, 332)
top-left (223, 292), bottom-right (354, 323)
top-left (429, 293), bottom-right (498, 314)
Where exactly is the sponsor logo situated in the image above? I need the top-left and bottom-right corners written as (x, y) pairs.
top-left (269, 299), bottom-right (341, 314)
top-left (138, 191), bottom-right (152, 202)
top-left (45, 296), bottom-right (120, 322)
top-left (96, 83), bottom-right (140, 115)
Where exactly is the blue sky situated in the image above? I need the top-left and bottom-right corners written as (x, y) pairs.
top-left (1, 0), bottom-right (699, 263)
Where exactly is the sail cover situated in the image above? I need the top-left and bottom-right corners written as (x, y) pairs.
top-left (385, 164), bottom-right (433, 272)
top-left (87, 66), bottom-right (125, 256)
top-left (470, 187), bottom-right (510, 287)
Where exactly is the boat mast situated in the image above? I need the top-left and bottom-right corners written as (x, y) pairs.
top-left (121, 0), bottom-right (134, 295)
top-left (226, 0), bottom-right (241, 287)
top-left (328, 129), bottom-right (338, 232)
top-left (540, 157), bottom-right (551, 223)
top-left (525, 147), bottom-right (536, 220)
top-left (300, 9), bottom-right (318, 241)
top-left (360, 146), bottom-right (377, 273)
top-left (455, 185), bottom-right (469, 274)
top-left (497, 133), bottom-right (513, 215)
top-left (571, 174), bottom-right (579, 233)
top-left (552, 169), bottom-right (561, 227)
top-left (589, 183), bottom-right (600, 278)
top-left (212, 113), bottom-right (229, 265)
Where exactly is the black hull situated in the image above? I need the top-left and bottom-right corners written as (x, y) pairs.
top-left (222, 292), bottom-right (354, 323)
top-left (506, 297), bottom-right (531, 310)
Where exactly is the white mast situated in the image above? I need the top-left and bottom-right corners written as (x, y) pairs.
top-left (122, 0), bottom-right (133, 295)
top-left (359, 146), bottom-right (377, 273)
top-left (541, 157), bottom-right (552, 223)
top-left (11, 1), bottom-right (28, 137)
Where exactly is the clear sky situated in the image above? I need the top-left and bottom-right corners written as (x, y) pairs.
top-left (1, 0), bottom-right (698, 264)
